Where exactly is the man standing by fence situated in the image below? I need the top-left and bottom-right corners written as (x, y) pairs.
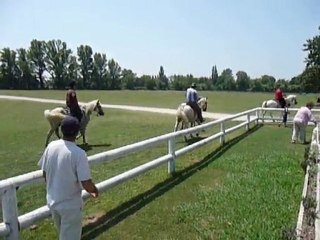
top-left (38, 116), bottom-right (99, 240)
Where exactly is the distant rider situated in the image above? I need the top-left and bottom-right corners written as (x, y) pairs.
top-left (274, 84), bottom-right (286, 108)
top-left (274, 83), bottom-right (288, 127)
top-left (66, 81), bottom-right (82, 123)
top-left (185, 83), bottom-right (204, 123)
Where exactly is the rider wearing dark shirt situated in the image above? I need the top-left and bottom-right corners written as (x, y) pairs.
top-left (66, 81), bottom-right (82, 123)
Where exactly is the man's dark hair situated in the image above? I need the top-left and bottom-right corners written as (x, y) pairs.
top-left (61, 116), bottom-right (80, 138)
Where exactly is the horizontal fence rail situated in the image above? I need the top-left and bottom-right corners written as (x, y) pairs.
top-left (1, 106), bottom-right (319, 239)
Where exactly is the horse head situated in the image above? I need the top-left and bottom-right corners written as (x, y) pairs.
top-left (93, 99), bottom-right (104, 116)
top-left (285, 95), bottom-right (298, 106)
top-left (198, 97), bottom-right (208, 112)
top-left (83, 99), bottom-right (104, 117)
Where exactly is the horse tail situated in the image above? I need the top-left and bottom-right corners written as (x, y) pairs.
top-left (261, 101), bottom-right (268, 117)
top-left (44, 110), bottom-right (51, 119)
top-left (262, 101), bottom-right (267, 108)
top-left (44, 109), bottom-right (65, 127)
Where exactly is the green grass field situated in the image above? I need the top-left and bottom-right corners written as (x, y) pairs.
top-left (0, 91), bottom-right (314, 239)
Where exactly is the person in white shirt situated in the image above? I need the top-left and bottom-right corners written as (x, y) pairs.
top-left (185, 83), bottom-right (204, 123)
top-left (38, 116), bottom-right (98, 240)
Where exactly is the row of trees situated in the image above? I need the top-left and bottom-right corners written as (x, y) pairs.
top-left (1, 27), bottom-right (319, 92)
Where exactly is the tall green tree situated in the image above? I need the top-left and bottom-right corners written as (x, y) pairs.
top-left (121, 68), bottom-right (136, 90)
top-left (17, 48), bottom-right (36, 89)
top-left (260, 75), bottom-right (276, 91)
top-left (141, 75), bottom-right (156, 90)
top-left (0, 48), bottom-right (19, 89)
top-left (92, 53), bottom-right (107, 89)
top-left (216, 68), bottom-right (235, 90)
top-left (77, 45), bottom-right (93, 89)
top-left (28, 39), bottom-right (46, 88)
top-left (45, 40), bottom-right (72, 89)
top-left (66, 56), bottom-right (79, 86)
top-left (157, 66), bottom-right (169, 90)
top-left (304, 26), bottom-right (320, 68)
top-left (302, 26), bottom-right (320, 92)
top-left (235, 71), bottom-right (250, 91)
top-left (107, 58), bottom-right (121, 89)
top-left (211, 65), bottom-right (218, 87)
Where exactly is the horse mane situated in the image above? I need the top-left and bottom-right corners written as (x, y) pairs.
top-left (82, 99), bottom-right (99, 116)
top-left (286, 94), bottom-right (296, 99)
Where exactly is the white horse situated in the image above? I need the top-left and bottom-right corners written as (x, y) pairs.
top-left (44, 99), bottom-right (104, 146)
top-left (174, 97), bottom-right (208, 141)
top-left (261, 94), bottom-right (298, 121)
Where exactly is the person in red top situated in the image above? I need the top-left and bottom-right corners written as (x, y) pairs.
top-left (274, 84), bottom-right (286, 108)
top-left (66, 81), bottom-right (82, 123)
top-left (274, 83), bottom-right (288, 127)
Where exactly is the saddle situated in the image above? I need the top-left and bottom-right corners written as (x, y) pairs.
top-left (63, 106), bottom-right (85, 124)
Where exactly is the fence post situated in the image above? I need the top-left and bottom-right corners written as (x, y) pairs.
top-left (2, 186), bottom-right (19, 240)
top-left (255, 109), bottom-right (259, 125)
top-left (220, 122), bottom-right (225, 145)
top-left (168, 138), bottom-right (176, 175)
top-left (260, 108), bottom-right (264, 124)
top-left (246, 113), bottom-right (250, 131)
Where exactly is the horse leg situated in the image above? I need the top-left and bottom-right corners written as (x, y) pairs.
top-left (174, 118), bottom-right (180, 132)
top-left (54, 127), bottom-right (61, 139)
top-left (270, 112), bottom-right (275, 122)
top-left (45, 128), bottom-right (55, 147)
top-left (180, 122), bottom-right (188, 142)
top-left (79, 129), bottom-right (87, 145)
top-left (190, 122), bottom-right (196, 138)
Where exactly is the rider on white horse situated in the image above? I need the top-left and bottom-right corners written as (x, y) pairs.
top-left (66, 81), bottom-right (83, 123)
top-left (274, 84), bottom-right (286, 108)
top-left (186, 83), bottom-right (204, 123)
top-left (274, 84), bottom-right (288, 126)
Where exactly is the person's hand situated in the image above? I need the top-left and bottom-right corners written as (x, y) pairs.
top-left (90, 192), bottom-right (98, 198)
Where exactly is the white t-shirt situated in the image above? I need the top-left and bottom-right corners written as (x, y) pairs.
top-left (38, 139), bottom-right (91, 210)
top-left (186, 87), bottom-right (199, 102)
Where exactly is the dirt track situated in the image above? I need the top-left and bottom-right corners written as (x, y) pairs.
top-left (0, 95), bottom-right (247, 121)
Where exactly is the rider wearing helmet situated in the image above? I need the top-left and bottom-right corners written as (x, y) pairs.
top-left (185, 83), bottom-right (204, 123)
top-left (66, 81), bottom-right (82, 123)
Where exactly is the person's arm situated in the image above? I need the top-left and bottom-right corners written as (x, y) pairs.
top-left (77, 151), bottom-right (98, 198)
top-left (81, 179), bottom-right (99, 198)
top-left (194, 91), bottom-right (199, 101)
top-left (43, 171), bottom-right (46, 182)
top-left (307, 110), bottom-right (317, 124)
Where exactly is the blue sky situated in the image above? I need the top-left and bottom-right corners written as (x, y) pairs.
top-left (1, 0), bottom-right (319, 80)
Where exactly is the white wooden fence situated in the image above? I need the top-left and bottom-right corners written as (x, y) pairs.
top-left (1, 106), bottom-right (320, 239)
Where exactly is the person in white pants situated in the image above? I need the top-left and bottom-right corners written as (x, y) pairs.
top-left (291, 102), bottom-right (316, 144)
top-left (38, 116), bottom-right (99, 240)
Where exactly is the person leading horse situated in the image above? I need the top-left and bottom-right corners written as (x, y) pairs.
top-left (186, 83), bottom-right (205, 123)
top-left (66, 81), bottom-right (83, 123)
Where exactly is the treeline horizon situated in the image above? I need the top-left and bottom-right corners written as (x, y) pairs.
top-left (1, 28), bottom-right (319, 93)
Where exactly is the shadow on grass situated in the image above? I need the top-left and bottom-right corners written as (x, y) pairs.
top-left (78, 143), bottom-right (112, 151)
top-left (81, 124), bottom-right (263, 240)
